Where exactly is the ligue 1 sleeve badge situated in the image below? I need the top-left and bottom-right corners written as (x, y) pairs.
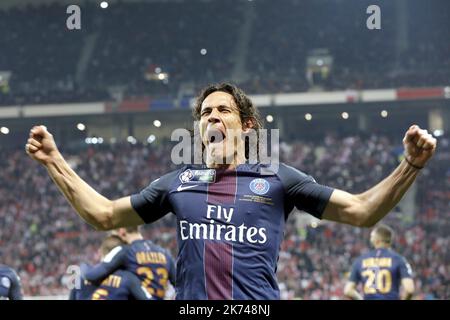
top-left (1, 276), bottom-right (11, 289)
top-left (249, 178), bottom-right (270, 195)
top-left (179, 169), bottom-right (194, 183)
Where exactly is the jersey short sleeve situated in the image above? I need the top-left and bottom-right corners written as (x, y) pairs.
top-left (1, 269), bottom-right (23, 300)
top-left (348, 259), bottom-right (362, 283)
top-left (277, 163), bottom-right (334, 219)
top-left (398, 256), bottom-right (414, 279)
top-left (130, 169), bottom-right (182, 223)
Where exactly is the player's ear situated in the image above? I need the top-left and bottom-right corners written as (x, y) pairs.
top-left (242, 117), bottom-right (255, 133)
top-left (116, 228), bottom-right (126, 239)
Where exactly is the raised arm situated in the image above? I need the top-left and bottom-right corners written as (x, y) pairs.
top-left (322, 125), bottom-right (437, 227)
top-left (25, 125), bottom-right (144, 230)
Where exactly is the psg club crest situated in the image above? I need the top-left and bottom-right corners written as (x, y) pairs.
top-left (179, 169), bottom-right (194, 183)
top-left (1, 276), bottom-right (11, 288)
top-left (249, 178), bottom-right (270, 195)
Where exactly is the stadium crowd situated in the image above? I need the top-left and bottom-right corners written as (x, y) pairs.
top-left (1, 0), bottom-right (449, 106)
top-left (0, 132), bottom-right (448, 299)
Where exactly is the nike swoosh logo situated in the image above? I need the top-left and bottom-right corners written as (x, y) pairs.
top-left (176, 184), bottom-right (199, 192)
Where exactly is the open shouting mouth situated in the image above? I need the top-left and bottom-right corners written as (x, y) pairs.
top-left (206, 128), bottom-right (226, 145)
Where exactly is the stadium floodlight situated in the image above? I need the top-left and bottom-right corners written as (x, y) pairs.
top-left (266, 115), bottom-right (274, 123)
top-left (85, 137), bottom-right (91, 144)
top-left (153, 120), bottom-right (161, 128)
top-left (444, 87), bottom-right (450, 98)
top-left (0, 127), bottom-right (9, 134)
top-left (341, 112), bottom-right (349, 119)
top-left (127, 136), bottom-right (137, 144)
top-left (433, 130), bottom-right (444, 137)
top-left (200, 48), bottom-right (207, 55)
top-left (98, 137), bottom-right (104, 144)
top-left (91, 137), bottom-right (98, 144)
top-left (305, 113), bottom-right (312, 121)
top-left (381, 110), bottom-right (388, 118)
top-left (77, 123), bottom-right (86, 131)
top-left (145, 70), bottom-right (169, 82)
top-left (147, 135), bottom-right (156, 144)
top-left (100, 1), bottom-right (109, 9)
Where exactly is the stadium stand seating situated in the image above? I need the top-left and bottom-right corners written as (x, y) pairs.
top-left (0, 0), bottom-right (449, 106)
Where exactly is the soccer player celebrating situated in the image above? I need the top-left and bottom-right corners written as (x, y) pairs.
top-left (344, 224), bottom-right (415, 300)
top-left (0, 264), bottom-right (23, 300)
top-left (25, 83), bottom-right (437, 299)
top-left (84, 227), bottom-right (176, 300)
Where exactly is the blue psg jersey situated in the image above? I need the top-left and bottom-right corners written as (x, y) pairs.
top-left (69, 262), bottom-right (99, 300)
top-left (0, 265), bottom-right (23, 300)
top-left (84, 240), bottom-right (176, 300)
top-left (69, 278), bottom-right (97, 300)
top-left (130, 163), bottom-right (334, 300)
top-left (120, 239), bottom-right (176, 300)
top-left (89, 269), bottom-right (152, 300)
top-left (349, 248), bottom-right (413, 300)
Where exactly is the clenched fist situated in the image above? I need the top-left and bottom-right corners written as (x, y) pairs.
top-left (25, 125), bottom-right (60, 165)
top-left (403, 125), bottom-right (437, 169)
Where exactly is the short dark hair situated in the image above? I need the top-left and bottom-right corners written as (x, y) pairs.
top-left (193, 83), bottom-right (264, 160)
top-left (124, 226), bottom-right (140, 234)
top-left (193, 82), bottom-right (263, 131)
top-left (373, 224), bottom-right (394, 244)
top-left (100, 235), bottom-right (126, 257)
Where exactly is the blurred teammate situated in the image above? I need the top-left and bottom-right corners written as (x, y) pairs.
top-left (26, 82), bottom-right (437, 299)
top-left (70, 235), bottom-right (152, 300)
top-left (68, 262), bottom-right (97, 300)
top-left (0, 264), bottom-right (23, 300)
top-left (344, 224), bottom-right (415, 300)
top-left (84, 227), bottom-right (176, 300)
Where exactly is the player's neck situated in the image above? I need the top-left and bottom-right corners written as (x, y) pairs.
top-left (206, 151), bottom-right (246, 170)
top-left (207, 162), bottom-right (237, 170)
top-left (127, 234), bottom-right (143, 244)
